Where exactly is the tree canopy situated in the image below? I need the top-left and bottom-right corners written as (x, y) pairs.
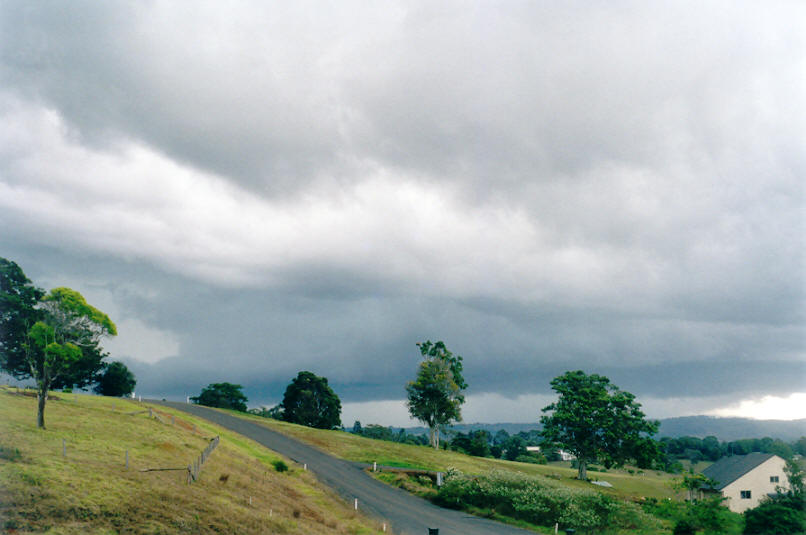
top-left (25, 288), bottom-right (117, 428)
top-left (539, 370), bottom-right (660, 480)
top-left (280, 371), bottom-right (342, 429)
top-left (0, 258), bottom-right (45, 378)
top-left (94, 361), bottom-right (137, 397)
top-left (406, 340), bottom-right (467, 449)
top-left (191, 382), bottom-right (248, 412)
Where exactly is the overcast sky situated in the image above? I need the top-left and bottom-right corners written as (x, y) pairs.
top-left (1, 1), bottom-right (804, 426)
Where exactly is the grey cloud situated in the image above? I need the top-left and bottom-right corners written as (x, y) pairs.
top-left (1, 2), bottom-right (804, 419)
top-left (3, 2), bottom-right (803, 198)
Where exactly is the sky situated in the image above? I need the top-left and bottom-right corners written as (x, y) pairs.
top-left (1, 1), bottom-right (804, 427)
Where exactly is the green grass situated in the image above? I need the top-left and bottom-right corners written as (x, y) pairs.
top-left (228, 410), bottom-right (681, 503)
top-left (0, 387), bottom-right (387, 534)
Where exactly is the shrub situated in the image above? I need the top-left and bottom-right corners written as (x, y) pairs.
top-left (273, 460), bottom-right (288, 472)
top-left (435, 470), bottom-right (658, 531)
top-left (514, 453), bottom-right (547, 464)
top-left (744, 500), bottom-right (805, 535)
top-left (673, 518), bottom-right (697, 535)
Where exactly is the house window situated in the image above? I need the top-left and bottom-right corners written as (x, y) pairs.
top-left (740, 490), bottom-right (752, 499)
top-left (770, 476), bottom-right (779, 483)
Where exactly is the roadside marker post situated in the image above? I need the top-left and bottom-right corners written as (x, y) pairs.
top-left (354, 498), bottom-right (358, 510)
top-left (373, 461), bottom-right (377, 472)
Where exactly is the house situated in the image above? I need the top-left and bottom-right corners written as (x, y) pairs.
top-left (525, 446), bottom-right (576, 461)
top-left (701, 453), bottom-right (789, 513)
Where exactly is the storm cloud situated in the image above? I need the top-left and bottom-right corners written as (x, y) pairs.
top-left (1, 1), bottom-right (803, 422)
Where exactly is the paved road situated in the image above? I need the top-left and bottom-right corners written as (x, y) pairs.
top-left (152, 401), bottom-right (533, 535)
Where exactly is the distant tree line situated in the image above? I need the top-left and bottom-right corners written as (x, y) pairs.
top-left (658, 435), bottom-right (805, 472)
top-left (350, 421), bottom-right (430, 446)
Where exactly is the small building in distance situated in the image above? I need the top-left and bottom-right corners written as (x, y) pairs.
top-left (526, 446), bottom-right (576, 461)
top-left (701, 453), bottom-right (789, 513)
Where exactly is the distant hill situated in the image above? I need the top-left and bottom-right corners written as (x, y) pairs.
top-left (656, 416), bottom-right (806, 442)
top-left (402, 417), bottom-right (806, 442)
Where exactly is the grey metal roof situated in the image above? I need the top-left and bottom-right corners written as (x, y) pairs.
top-left (702, 453), bottom-right (776, 490)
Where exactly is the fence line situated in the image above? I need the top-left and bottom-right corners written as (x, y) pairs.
top-left (187, 436), bottom-right (220, 484)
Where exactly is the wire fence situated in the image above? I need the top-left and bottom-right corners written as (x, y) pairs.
top-left (187, 436), bottom-right (220, 484)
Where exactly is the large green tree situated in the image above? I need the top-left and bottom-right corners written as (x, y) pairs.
top-left (191, 382), bottom-right (248, 411)
top-left (25, 287), bottom-right (117, 428)
top-left (0, 258), bottom-right (45, 378)
top-left (406, 341), bottom-right (467, 449)
top-left (94, 361), bottom-right (136, 397)
top-left (539, 370), bottom-right (660, 480)
top-left (280, 371), bottom-right (342, 429)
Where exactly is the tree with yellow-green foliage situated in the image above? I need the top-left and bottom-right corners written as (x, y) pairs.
top-left (26, 288), bottom-right (116, 428)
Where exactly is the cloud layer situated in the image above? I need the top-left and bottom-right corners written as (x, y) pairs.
top-left (1, 1), bottom-right (803, 419)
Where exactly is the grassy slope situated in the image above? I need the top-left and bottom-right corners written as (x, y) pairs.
top-left (0, 387), bottom-right (386, 535)
top-left (228, 411), bottom-right (681, 503)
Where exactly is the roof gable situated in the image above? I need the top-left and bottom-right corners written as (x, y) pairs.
top-left (702, 453), bottom-right (776, 490)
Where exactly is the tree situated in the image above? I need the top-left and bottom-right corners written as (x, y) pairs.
top-left (280, 371), bottom-right (341, 429)
top-left (248, 404), bottom-right (284, 419)
top-left (503, 435), bottom-right (528, 461)
top-left (406, 341), bottom-right (467, 449)
top-left (94, 361), bottom-right (136, 397)
top-left (675, 472), bottom-right (718, 502)
top-left (25, 287), bottom-right (117, 428)
top-left (539, 370), bottom-right (660, 480)
top-left (0, 258), bottom-right (45, 378)
top-left (191, 382), bottom-right (248, 412)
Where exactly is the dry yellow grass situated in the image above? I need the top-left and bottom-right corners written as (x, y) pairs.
top-left (0, 387), bottom-right (387, 534)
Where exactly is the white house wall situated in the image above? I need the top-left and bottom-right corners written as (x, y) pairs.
top-left (721, 456), bottom-right (789, 513)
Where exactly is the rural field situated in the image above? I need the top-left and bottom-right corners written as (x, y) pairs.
top-left (0, 387), bottom-right (386, 534)
top-left (199, 407), bottom-right (723, 534)
top-left (234, 409), bottom-right (680, 502)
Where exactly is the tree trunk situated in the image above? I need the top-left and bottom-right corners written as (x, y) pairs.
top-left (37, 385), bottom-right (48, 429)
top-left (578, 459), bottom-right (588, 480)
top-left (429, 426), bottom-right (437, 449)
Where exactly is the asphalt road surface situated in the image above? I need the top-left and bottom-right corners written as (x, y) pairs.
top-left (152, 401), bottom-right (533, 535)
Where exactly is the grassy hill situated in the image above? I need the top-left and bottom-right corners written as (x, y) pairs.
top-left (230, 411), bottom-right (681, 503)
top-left (0, 387), bottom-right (385, 534)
